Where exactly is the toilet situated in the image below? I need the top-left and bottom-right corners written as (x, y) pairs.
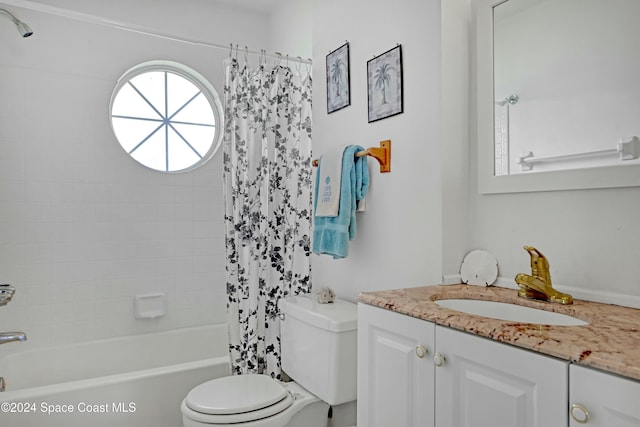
top-left (181, 295), bottom-right (358, 427)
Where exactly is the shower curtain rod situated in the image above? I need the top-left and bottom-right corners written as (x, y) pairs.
top-left (0, 0), bottom-right (312, 65)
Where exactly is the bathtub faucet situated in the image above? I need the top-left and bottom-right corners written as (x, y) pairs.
top-left (0, 332), bottom-right (27, 345)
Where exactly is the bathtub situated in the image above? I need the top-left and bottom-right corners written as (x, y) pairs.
top-left (0, 324), bottom-right (230, 427)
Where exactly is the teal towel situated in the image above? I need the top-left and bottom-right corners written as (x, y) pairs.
top-left (313, 145), bottom-right (370, 259)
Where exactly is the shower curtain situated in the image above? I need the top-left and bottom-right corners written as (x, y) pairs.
top-left (223, 58), bottom-right (313, 379)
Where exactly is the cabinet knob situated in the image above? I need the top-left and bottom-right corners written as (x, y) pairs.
top-left (415, 345), bottom-right (428, 358)
top-left (570, 403), bottom-right (590, 424)
top-left (433, 352), bottom-right (446, 367)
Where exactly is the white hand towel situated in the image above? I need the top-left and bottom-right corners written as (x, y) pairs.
top-left (315, 145), bottom-right (348, 217)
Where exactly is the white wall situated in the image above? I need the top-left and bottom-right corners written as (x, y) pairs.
top-left (442, 0), bottom-right (471, 281)
top-left (470, 187), bottom-right (640, 305)
top-left (470, 0), bottom-right (640, 306)
top-left (269, 0), bottom-right (312, 60)
top-left (26, 0), bottom-right (268, 48)
top-left (0, 0), bottom-right (271, 351)
top-left (311, 0), bottom-right (470, 302)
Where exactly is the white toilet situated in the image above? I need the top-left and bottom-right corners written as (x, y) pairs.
top-left (181, 295), bottom-right (357, 427)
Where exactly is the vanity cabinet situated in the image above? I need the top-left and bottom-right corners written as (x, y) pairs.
top-left (357, 303), bottom-right (435, 427)
top-left (435, 325), bottom-right (568, 427)
top-left (569, 364), bottom-right (640, 426)
top-left (358, 304), bottom-right (568, 427)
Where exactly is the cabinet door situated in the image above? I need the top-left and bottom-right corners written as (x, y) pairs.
top-left (570, 364), bottom-right (640, 426)
top-left (357, 304), bottom-right (435, 427)
top-left (435, 326), bottom-right (568, 427)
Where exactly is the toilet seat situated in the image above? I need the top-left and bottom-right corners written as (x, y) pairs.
top-left (183, 374), bottom-right (294, 424)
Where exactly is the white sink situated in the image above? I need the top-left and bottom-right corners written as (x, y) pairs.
top-left (435, 299), bottom-right (588, 326)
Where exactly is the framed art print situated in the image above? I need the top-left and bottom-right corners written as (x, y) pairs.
top-left (326, 42), bottom-right (351, 114)
top-left (367, 44), bottom-right (403, 122)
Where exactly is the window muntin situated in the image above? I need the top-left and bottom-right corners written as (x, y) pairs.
top-left (110, 61), bottom-right (222, 173)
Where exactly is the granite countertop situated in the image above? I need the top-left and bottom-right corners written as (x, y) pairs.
top-left (357, 284), bottom-right (640, 381)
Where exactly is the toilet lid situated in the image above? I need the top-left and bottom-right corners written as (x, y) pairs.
top-left (181, 393), bottom-right (294, 425)
top-left (185, 374), bottom-right (290, 415)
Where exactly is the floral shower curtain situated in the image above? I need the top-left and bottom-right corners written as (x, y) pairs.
top-left (222, 58), bottom-right (313, 379)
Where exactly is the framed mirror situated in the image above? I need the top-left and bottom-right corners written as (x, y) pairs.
top-left (477, 0), bottom-right (640, 193)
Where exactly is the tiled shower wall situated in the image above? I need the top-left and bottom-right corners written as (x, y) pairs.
top-left (0, 4), bottom-right (270, 349)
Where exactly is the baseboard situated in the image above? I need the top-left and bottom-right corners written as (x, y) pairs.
top-left (442, 274), bottom-right (462, 285)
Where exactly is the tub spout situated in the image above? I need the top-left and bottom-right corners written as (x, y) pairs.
top-left (0, 332), bottom-right (27, 345)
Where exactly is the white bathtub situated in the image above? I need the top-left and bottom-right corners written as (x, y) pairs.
top-left (0, 324), bottom-right (230, 427)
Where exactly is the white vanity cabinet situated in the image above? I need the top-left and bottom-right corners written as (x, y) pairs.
top-left (357, 303), bottom-right (436, 427)
top-left (358, 303), bottom-right (569, 427)
top-left (569, 364), bottom-right (640, 426)
top-left (435, 325), bottom-right (568, 427)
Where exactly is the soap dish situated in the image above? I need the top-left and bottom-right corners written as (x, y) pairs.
top-left (134, 293), bottom-right (166, 319)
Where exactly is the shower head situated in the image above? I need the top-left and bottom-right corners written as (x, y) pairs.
top-left (16, 20), bottom-right (33, 38)
top-left (0, 8), bottom-right (33, 38)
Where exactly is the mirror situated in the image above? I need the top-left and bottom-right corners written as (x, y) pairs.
top-left (477, 0), bottom-right (640, 193)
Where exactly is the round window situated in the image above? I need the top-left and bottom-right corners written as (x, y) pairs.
top-left (110, 61), bottom-right (223, 173)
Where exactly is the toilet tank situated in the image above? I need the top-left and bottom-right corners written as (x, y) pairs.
top-left (279, 295), bottom-right (357, 406)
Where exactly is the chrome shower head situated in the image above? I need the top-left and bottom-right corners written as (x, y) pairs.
top-left (0, 8), bottom-right (34, 38)
top-left (16, 20), bottom-right (33, 38)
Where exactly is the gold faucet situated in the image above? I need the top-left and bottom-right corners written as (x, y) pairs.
top-left (515, 246), bottom-right (573, 305)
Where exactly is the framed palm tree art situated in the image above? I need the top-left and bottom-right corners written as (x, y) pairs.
top-left (326, 42), bottom-right (351, 114)
top-left (367, 44), bottom-right (403, 122)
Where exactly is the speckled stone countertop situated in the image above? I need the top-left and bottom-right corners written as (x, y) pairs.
top-left (358, 284), bottom-right (640, 381)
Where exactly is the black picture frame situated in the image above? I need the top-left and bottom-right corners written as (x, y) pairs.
top-left (367, 44), bottom-right (403, 122)
top-left (326, 42), bottom-right (351, 114)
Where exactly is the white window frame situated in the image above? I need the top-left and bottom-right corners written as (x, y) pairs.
top-left (109, 60), bottom-right (223, 173)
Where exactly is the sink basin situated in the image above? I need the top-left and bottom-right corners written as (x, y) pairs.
top-left (435, 299), bottom-right (588, 326)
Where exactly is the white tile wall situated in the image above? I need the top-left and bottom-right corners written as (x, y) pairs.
top-left (0, 10), bottom-right (231, 351)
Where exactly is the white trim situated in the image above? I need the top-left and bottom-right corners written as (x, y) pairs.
top-left (559, 285), bottom-right (640, 309)
top-left (109, 60), bottom-right (223, 173)
top-left (442, 274), bottom-right (462, 285)
top-left (492, 275), bottom-right (640, 309)
top-left (493, 276), bottom-right (517, 289)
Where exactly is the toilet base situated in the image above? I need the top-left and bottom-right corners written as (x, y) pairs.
top-left (286, 398), bottom-right (329, 427)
